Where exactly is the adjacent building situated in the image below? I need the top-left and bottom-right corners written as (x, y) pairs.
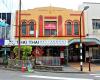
top-left (0, 13), bottom-right (11, 64)
top-left (79, 2), bottom-right (100, 62)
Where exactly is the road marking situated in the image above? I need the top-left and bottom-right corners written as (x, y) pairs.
top-left (90, 74), bottom-right (100, 78)
top-left (22, 75), bottom-right (93, 80)
top-left (90, 74), bottom-right (100, 76)
top-left (95, 76), bottom-right (100, 77)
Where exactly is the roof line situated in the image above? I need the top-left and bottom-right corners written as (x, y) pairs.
top-left (83, 2), bottom-right (100, 4)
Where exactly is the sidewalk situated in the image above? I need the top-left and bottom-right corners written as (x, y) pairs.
top-left (69, 62), bottom-right (100, 72)
top-left (34, 65), bottom-right (82, 73)
top-left (57, 66), bottom-right (82, 73)
top-left (0, 64), bottom-right (81, 73)
top-left (0, 63), bottom-right (99, 73)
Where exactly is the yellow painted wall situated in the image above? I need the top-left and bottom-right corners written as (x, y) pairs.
top-left (16, 6), bottom-right (84, 41)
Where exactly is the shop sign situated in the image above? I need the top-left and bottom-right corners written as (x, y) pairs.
top-left (5, 40), bottom-right (68, 46)
top-left (0, 39), bottom-right (4, 45)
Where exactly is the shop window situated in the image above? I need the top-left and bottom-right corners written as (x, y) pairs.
top-left (92, 47), bottom-right (100, 59)
top-left (2, 13), bottom-right (6, 20)
top-left (66, 22), bottom-right (72, 35)
top-left (92, 19), bottom-right (100, 29)
top-left (21, 21), bottom-right (26, 36)
top-left (74, 22), bottom-right (79, 35)
top-left (44, 21), bottom-right (57, 36)
top-left (29, 21), bottom-right (34, 36)
top-left (0, 13), bottom-right (2, 19)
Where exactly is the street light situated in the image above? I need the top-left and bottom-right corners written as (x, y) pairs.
top-left (80, 6), bottom-right (89, 71)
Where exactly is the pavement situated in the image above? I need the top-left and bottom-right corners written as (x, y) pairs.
top-left (69, 62), bottom-right (100, 72)
top-left (0, 62), bottom-right (100, 73)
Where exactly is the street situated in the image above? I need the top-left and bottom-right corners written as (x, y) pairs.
top-left (0, 69), bottom-right (100, 80)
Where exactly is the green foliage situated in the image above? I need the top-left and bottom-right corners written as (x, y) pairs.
top-left (13, 46), bottom-right (18, 54)
top-left (13, 46), bottom-right (32, 60)
top-left (21, 46), bottom-right (32, 60)
top-left (13, 46), bottom-right (19, 59)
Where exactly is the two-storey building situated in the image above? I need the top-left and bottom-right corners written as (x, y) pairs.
top-left (5, 6), bottom-right (85, 65)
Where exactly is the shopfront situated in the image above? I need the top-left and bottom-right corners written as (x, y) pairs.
top-left (68, 38), bottom-right (100, 62)
top-left (5, 39), bottom-right (69, 65)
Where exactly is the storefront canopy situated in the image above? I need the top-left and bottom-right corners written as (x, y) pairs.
top-left (68, 38), bottom-right (100, 45)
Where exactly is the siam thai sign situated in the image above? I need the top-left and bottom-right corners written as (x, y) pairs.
top-left (5, 40), bottom-right (68, 46)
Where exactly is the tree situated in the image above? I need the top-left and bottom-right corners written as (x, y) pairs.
top-left (13, 46), bottom-right (32, 60)
top-left (13, 46), bottom-right (19, 59)
top-left (21, 46), bottom-right (32, 60)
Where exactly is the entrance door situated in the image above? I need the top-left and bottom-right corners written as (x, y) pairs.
top-left (64, 48), bottom-right (68, 65)
top-left (0, 50), bottom-right (3, 64)
top-left (68, 48), bottom-right (80, 62)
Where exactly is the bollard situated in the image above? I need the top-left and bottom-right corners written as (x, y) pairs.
top-left (21, 64), bottom-right (26, 72)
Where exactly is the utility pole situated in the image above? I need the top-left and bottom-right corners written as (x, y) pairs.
top-left (18, 0), bottom-right (21, 59)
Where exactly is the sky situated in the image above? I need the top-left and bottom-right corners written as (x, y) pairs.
top-left (0, 0), bottom-right (100, 12)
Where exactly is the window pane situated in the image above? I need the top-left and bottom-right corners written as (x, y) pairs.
top-left (0, 13), bottom-right (1, 18)
top-left (92, 19), bottom-right (100, 29)
top-left (29, 21), bottom-right (34, 35)
top-left (74, 22), bottom-right (79, 35)
top-left (2, 13), bottom-right (6, 20)
top-left (45, 29), bottom-right (50, 36)
top-left (67, 22), bottom-right (72, 35)
top-left (44, 21), bottom-right (57, 36)
top-left (7, 13), bottom-right (11, 25)
top-left (22, 21), bottom-right (26, 35)
top-left (51, 30), bottom-right (57, 36)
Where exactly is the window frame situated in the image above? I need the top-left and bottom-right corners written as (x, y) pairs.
top-left (21, 20), bottom-right (27, 36)
top-left (29, 20), bottom-right (35, 36)
top-left (44, 21), bottom-right (57, 37)
top-left (92, 19), bottom-right (100, 29)
top-left (65, 20), bottom-right (73, 36)
top-left (73, 21), bottom-right (79, 36)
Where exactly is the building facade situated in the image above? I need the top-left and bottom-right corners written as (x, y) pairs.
top-left (1, 3), bottom-right (99, 65)
top-left (4, 6), bottom-right (86, 65)
top-left (16, 7), bottom-right (85, 63)
top-left (0, 13), bottom-right (11, 64)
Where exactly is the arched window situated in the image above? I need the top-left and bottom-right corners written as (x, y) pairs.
top-left (66, 22), bottom-right (72, 35)
top-left (74, 22), bottom-right (79, 35)
top-left (21, 21), bottom-right (26, 36)
top-left (29, 21), bottom-right (34, 35)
